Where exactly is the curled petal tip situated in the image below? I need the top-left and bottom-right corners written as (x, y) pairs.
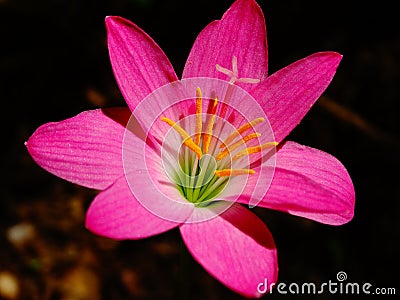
top-left (105, 15), bottom-right (114, 23)
top-left (105, 15), bottom-right (130, 28)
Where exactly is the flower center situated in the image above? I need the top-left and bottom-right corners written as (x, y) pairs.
top-left (160, 86), bottom-right (277, 206)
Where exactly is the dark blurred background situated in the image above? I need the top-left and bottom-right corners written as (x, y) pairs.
top-left (1, 0), bottom-right (399, 299)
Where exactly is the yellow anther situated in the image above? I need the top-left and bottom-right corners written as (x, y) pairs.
top-left (233, 141), bottom-right (278, 161)
top-left (203, 97), bottom-right (218, 154)
top-left (216, 132), bottom-right (261, 161)
top-left (221, 117), bottom-right (265, 148)
top-left (161, 116), bottom-right (203, 159)
top-left (194, 87), bottom-right (202, 145)
top-left (215, 168), bottom-right (255, 177)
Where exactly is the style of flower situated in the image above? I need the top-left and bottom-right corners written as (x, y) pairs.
top-left (25, 0), bottom-right (355, 298)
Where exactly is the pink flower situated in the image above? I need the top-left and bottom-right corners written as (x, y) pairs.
top-left (25, 0), bottom-right (355, 298)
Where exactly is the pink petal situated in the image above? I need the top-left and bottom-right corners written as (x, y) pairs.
top-left (248, 141), bottom-right (355, 225)
top-left (251, 52), bottom-right (342, 142)
top-left (25, 108), bottom-right (137, 190)
top-left (130, 79), bottom-right (195, 141)
top-left (218, 150), bottom-right (276, 209)
top-left (180, 203), bottom-right (278, 298)
top-left (182, 0), bottom-right (268, 90)
top-left (123, 122), bottom-right (195, 223)
top-left (123, 166), bottom-right (196, 224)
top-left (106, 16), bottom-right (178, 112)
top-left (85, 175), bottom-right (191, 240)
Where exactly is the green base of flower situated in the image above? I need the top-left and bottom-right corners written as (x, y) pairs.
top-left (174, 152), bottom-right (228, 206)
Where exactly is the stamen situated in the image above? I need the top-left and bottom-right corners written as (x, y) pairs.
top-left (215, 168), bottom-right (255, 177)
top-left (221, 117), bottom-right (265, 148)
top-left (161, 116), bottom-right (203, 159)
top-left (194, 87), bottom-right (202, 145)
top-left (202, 97), bottom-right (218, 154)
top-left (233, 141), bottom-right (278, 161)
top-left (216, 132), bottom-right (261, 161)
